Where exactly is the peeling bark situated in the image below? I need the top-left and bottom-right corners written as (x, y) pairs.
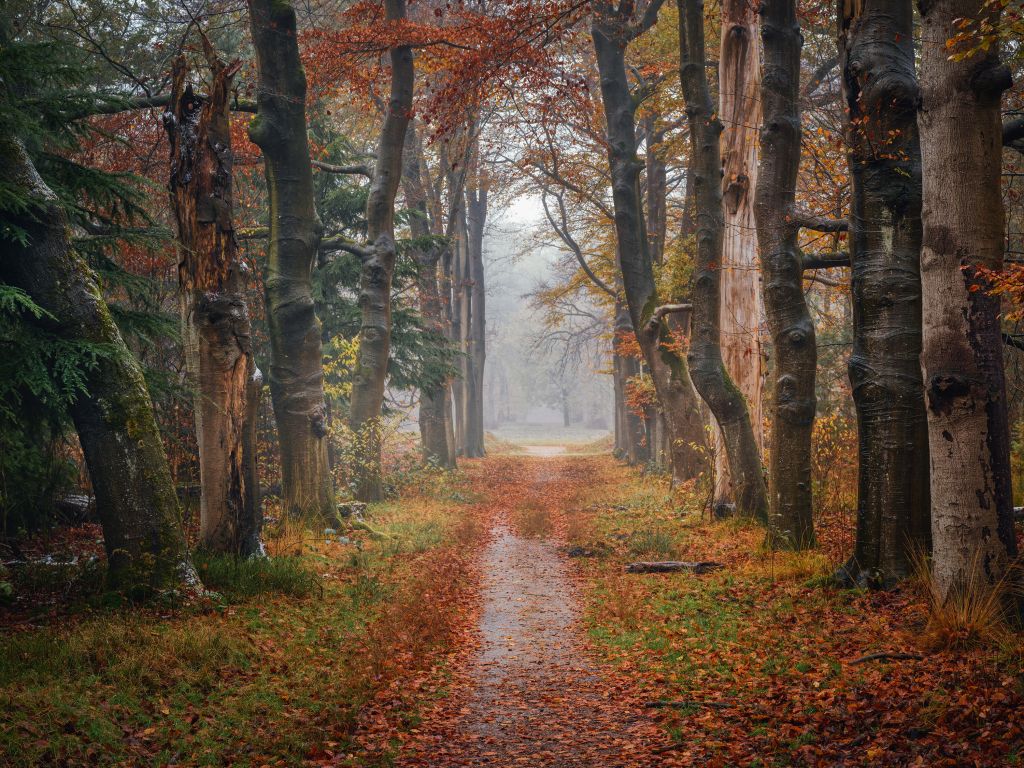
top-left (917, 0), bottom-right (1018, 603)
top-left (715, 0), bottom-right (765, 510)
top-left (247, 0), bottom-right (333, 520)
top-left (165, 54), bottom-right (263, 557)
top-left (678, 0), bottom-right (767, 521)
top-left (0, 136), bottom-right (195, 591)
top-left (836, 0), bottom-right (929, 588)
top-left (754, 0), bottom-right (816, 547)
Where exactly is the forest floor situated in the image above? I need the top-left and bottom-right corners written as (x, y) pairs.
top-left (2, 446), bottom-right (1024, 766)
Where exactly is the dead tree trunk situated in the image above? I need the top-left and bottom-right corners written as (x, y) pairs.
top-left (591, 1), bottom-right (706, 485)
top-left (917, 0), bottom-right (1018, 603)
top-left (753, 0), bottom-right (816, 547)
top-left (837, 0), bottom-right (929, 588)
top-left (165, 54), bottom-right (263, 557)
top-left (715, 0), bottom-right (765, 512)
top-left (0, 136), bottom-right (196, 592)
top-left (348, 0), bottom-right (415, 500)
top-left (402, 122), bottom-right (455, 468)
top-left (678, 0), bottom-right (768, 521)
top-left (247, 0), bottom-right (333, 520)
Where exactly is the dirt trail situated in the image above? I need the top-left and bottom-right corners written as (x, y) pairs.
top-left (399, 455), bottom-right (662, 768)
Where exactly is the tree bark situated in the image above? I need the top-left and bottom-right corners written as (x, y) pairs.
top-left (247, 0), bottom-right (333, 520)
top-left (402, 122), bottom-right (456, 468)
top-left (347, 0), bottom-right (415, 501)
top-left (0, 136), bottom-right (196, 592)
top-left (464, 166), bottom-right (487, 458)
top-left (614, 306), bottom-right (650, 465)
top-left (837, 0), bottom-right (929, 588)
top-left (715, 0), bottom-right (765, 512)
top-left (754, 0), bottom-right (816, 547)
top-left (165, 54), bottom-right (263, 557)
top-left (916, 0), bottom-right (1018, 603)
top-left (591, 5), bottom-right (706, 485)
top-left (678, 0), bottom-right (768, 521)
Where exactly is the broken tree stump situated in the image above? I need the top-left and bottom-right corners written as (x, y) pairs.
top-left (624, 561), bottom-right (724, 574)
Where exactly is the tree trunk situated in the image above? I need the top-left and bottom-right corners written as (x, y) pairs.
top-left (715, 0), bottom-right (765, 512)
top-left (837, 0), bottom-right (929, 588)
top-left (678, 0), bottom-right (768, 521)
top-left (753, 0), bottom-right (816, 547)
top-left (591, 9), bottom-right (706, 485)
top-left (348, 0), bottom-right (415, 501)
top-left (917, 0), bottom-right (1018, 602)
top-left (165, 55), bottom-right (263, 557)
top-left (464, 172), bottom-right (487, 458)
top-left (0, 136), bottom-right (196, 592)
top-left (247, 0), bottom-right (333, 520)
top-left (402, 122), bottom-right (455, 468)
top-left (614, 307), bottom-right (650, 465)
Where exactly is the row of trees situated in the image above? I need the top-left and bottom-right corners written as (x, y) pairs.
top-left (2, 0), bottom-right (1022, 611)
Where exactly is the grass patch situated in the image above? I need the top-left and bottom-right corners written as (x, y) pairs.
top-left (194, 553), bottom-right (319, 601)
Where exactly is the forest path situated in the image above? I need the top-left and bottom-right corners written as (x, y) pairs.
top-left (397, 455), bottom-right (662, 768)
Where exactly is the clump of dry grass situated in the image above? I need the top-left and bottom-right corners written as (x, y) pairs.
top-left (913, 549), bottom-right (1021, 651)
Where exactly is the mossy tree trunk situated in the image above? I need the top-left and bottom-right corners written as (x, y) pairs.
top-left (348, 0), bottom-right (415, 500)
top-left (0, 136), bottom-right (196, 592)
top-left (164, 53), bottom-right (264, 557)
top-left (677, 0), bottom-right (768, 522)
top-left (753, 0), bottom-right (817, 547)
top-left (247, 0), bottom-right (333, 520)
top-left (837, 0), bottom-right (930, 588)
top-left (916, 0), bottom-right (1018, 605)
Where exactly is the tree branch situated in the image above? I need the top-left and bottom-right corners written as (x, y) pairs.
top-left (792, 211), bottom-right (849, 232)
top-left (646, 303), bottom-right (692, 332)
top-left (802, 251), bottom-right (850, 270)
top-left (320, 235), bottom-right (372, 259)
top-left (312, 159), bottom-right (374, 178)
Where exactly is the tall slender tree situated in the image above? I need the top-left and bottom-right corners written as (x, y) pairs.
top-left (916, 0), bottom-right (1018, 603)
top-left (348, 0), bottom-right (415, 500)
top-left (402, 122), bottom-right (456, 468)
top-left (590, 0), bottom-right (706, 486)
top-left (165, 50), bottom-right (263, 557)
top-left (837, 0), bottom-right (929, 587)
top-left (677, 0), bottom-right (768, 521)
top-left (247, 0), bottom-right (334, 520)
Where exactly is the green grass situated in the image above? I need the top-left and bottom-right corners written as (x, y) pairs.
top-left (194, 553), bottom-right (319, 601)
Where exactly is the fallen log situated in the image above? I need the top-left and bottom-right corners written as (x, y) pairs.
top-left (850, 652), bottom-right (924, 665)
top-left (625, 561), bottom-right (724, 574)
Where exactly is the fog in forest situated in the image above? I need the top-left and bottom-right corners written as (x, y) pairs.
top-left (481, 196), bottom-right (612, 445)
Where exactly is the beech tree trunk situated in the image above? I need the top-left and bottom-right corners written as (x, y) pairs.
top-left (0, 136), bottom-right (195, 592)
top-left (464, 170), bottom-right (487, 458)
top-left (247, 0), bottom-right (333, 520)
top-left (678, 0), bottom-right (767, 521)
top-left (754, 0), bottom-right (816, 547)
top-left (402, 123), bottom-right (455, 468)
top-left (837, 0), bottom-right (929, 588)
top-left (614, 306), bottom-right (650, 465)
top-left (165, 55), bottom-right (263, 557)
top-left (348, 0), bottom-right (414, 500)
top-left (917, 0), bottom-right (1018, 602)
top-left (715, 0), bottom-right (765, 512)
top-left (591, 5), bottom-right (706, 485)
